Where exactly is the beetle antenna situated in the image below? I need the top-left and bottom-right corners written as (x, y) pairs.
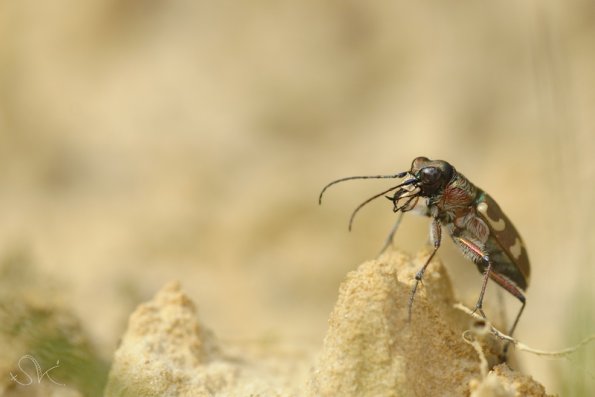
top-left (318, 171), bottom-right (408, 204)
top-left (348, 178), bottom-right (417, 231)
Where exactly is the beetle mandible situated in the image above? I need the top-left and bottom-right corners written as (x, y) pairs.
top-left (319, 156), bottom-right (530, 344)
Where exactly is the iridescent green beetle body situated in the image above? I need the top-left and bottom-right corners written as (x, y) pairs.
top-left (319, 156), bottom-right (530, 356)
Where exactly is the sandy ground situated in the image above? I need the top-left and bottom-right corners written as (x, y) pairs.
top-left (0, 1), bottom-right (594, 395)
top-left (102, 251), bottom-right (551, 396)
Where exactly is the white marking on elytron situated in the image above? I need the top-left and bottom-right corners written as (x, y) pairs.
top-left (510, 238), bottom-right (522, 260)
top-left (477, 202), bottom-right (505, 231)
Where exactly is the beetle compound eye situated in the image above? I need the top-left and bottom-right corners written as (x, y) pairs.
top-left (421, 167), bottom-right (440, 184)
top-left (411, 156), bottom-right (429, 168)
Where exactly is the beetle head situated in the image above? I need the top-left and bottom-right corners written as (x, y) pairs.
top-left (410, 157), bottom-right (454, 196)
top-left (318, 156), bottom-right (455, 231)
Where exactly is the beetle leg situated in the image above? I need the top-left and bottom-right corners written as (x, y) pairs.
top-left (489, 271), bottom-right (527, 355)
top-left (408, 217), bottom-right (441, 321)
top-left (487, 266), bottom-right (527, 357)
top-left (453, 236), bottom-right (527, 357)
top-left (473, 256), bottom-right (527, 336)
top-left (378, 211), bottom-right (405, 255)
top-left (473, 255), bottom-right (492, 318)
top-left (449, 235), bottom-right (490, 316)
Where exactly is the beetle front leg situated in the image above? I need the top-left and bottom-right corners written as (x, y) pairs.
top-left (378, 211), bottom-right (405, 255)
top-left (408, 217), bottom-right (441, 321)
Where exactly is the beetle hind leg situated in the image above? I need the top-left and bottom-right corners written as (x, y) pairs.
top-left (504, 297), bottom-right (526, 353)
top-left (488, 271), bottom-right (526, 334)
top-left (453, 236), bottom-right (528, 359)
top-left (488, 271), bottom-right (527, 357)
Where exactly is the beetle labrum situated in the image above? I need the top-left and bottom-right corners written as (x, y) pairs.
top-left (319, 156), bottom-right (530, 345)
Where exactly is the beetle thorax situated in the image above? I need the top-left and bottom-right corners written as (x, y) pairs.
top-left (429, 172), bottom-right (477, 220)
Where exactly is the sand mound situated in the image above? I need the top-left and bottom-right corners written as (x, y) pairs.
top-left (105, 250), bottom-right (551, 397)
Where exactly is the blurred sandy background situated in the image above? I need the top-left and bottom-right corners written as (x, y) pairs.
top-left (1, 0), bottom-right (594, 395)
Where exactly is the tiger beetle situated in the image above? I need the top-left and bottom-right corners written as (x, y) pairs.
top-left (319, 156), bottom-right (530, 355)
